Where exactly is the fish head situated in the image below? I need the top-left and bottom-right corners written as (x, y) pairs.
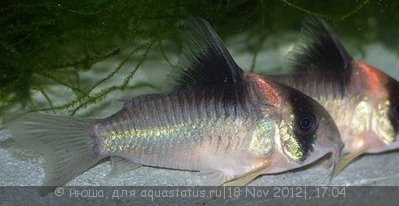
top-left (270, 83), bottom-right (343, 176)
top-left (344, 61), bottom-right (399, 153)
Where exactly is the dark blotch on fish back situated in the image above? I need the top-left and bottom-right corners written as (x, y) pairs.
top-left (172, 16), bottom-right (244, 90)
top-left (287, 16), bottom-right (354, 98)
top-left (119, 17), bottom-right (271, 130)
top-left (164, 16), bottom-right (257, 117)
top-left (177, 46), bottom-right (244, 88)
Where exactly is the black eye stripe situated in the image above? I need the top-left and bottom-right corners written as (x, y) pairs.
top-left (288, 90), bottom-right (318, 160)
top-left (389, 95), bottom-right (399, 115)
top-left (386, 78), bottom-right (399, 134)
top-left (394, 103), bottom-right (399, 114)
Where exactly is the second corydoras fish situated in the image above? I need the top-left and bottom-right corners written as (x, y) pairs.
top-left (270, 17), bottom-right (399, 172)
top-left (3, 17), bottom-right (342, 196)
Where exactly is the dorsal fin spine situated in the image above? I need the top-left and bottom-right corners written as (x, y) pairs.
top-left (287, 16), bottom-right (354, 85)
top-left (171, 16), bottom-right (244, 89)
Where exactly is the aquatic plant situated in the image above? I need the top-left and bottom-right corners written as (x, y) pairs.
top-left (0, 0), bottom-right (396, 117)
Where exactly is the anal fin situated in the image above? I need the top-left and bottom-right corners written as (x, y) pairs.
top-left (201, 160), bottom-right (269, 187)
top-left (106, 157), bottom-right (142, 179)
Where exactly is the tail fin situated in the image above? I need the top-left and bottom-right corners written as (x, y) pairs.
top-left (3, 113), bottom-right (103, 196)
top-left (0, 138), bottom-right (43, 163)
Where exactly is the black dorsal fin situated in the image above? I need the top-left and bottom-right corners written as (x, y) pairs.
top-left (287, 16), bottom-right (354, 86)
top-left (171, 16), bottom-right (244, 89)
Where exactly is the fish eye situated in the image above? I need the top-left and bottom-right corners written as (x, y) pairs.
top-left (394, 103), bottom-right (399, 115)
top-left (391, 98), bottom-right (399, 117)
top-left (297, 112), bottom-right (317, 133)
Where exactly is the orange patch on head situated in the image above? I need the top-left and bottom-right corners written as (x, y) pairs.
top-left (354, 61), bottom-right (385, 93)
top-left (244, 73), bottom-right (281, 107)
top-left (257, 79), bottom-right (282, 107)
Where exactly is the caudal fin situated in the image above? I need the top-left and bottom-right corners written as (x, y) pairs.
top-left (3, 113), bottom-right (103, 196)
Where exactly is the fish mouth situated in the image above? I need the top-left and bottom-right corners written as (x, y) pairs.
top-left (343, 131), bottom-right (399, 154)
top-left (303, 133), bottom-right (343, 178)
top-left (332, 133), bottom-right (399, 175)
top-left (310, 148), bottom-right (340, 175)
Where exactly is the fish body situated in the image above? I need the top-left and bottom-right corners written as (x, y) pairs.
top-left (270, 17), bottom-right (399, 170)
top-left (3, 17), bottom-right (342, 196)
top-left (96, 72), bottom-right (338, 173)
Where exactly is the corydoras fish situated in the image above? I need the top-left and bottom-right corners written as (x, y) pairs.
top-left (269, 17), bottom-right (399, 173)
top-left (3, 17), bottom-right (342, 196)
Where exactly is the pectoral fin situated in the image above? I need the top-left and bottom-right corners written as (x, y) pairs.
top-left (333, 146), bottom-right (367, 176)
top-left (221, 161), bottom-right (269, 187)
top-left (200, 152), bottom-right (268, 187)
top-left (200, 170), bottom-right (234, 186)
